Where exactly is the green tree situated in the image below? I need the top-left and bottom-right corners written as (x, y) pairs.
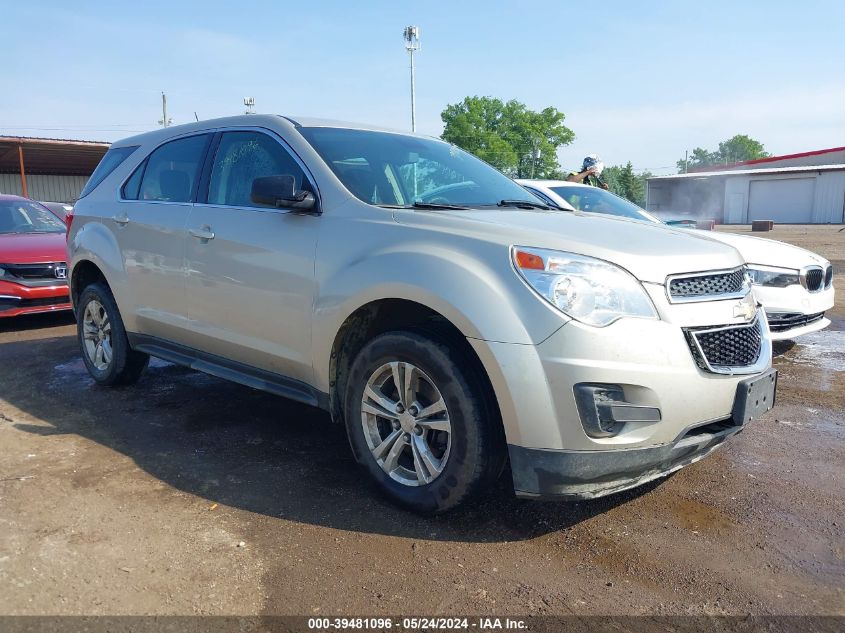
top-left (602, 165), bottom-right (622, 193)
top-left (677, 147), bottom-right (717, 172)
top-left (716, 134), bottom-right (769, 164)
top-left (440, 96), bottom-right (575, 178)
top-left (677, 134), bottom-right (770, 172)
top-left (603, 163), bottom-right (651, 207)
top-left (617, 162), bottom-right (643, 206)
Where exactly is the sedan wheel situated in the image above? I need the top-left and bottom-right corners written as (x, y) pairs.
top-left (361, 361), bottom-right (451, 487)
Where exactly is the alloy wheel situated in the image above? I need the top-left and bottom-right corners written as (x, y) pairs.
top-left (82, 299), bottom-right (113, 371)
top-left (361, 361), bottom-right (451, 486)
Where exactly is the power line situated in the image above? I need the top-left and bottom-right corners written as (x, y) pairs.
top-left (3, 125), bottom-right (150, 130)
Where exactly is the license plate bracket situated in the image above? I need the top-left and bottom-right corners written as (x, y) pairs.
top-left (732, 369), bottom-right (777, 426)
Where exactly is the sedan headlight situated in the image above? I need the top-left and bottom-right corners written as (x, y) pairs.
top-left (512, 246), bottom-right (657, 326)
top-left (746, 265), bottom-right (799, 288)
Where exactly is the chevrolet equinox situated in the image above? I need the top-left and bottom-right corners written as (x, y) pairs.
top-left (67, 115), bottom-right (777, 513)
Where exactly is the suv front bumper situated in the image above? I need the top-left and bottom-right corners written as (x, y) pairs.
top-left (468, 306), bottom-right (776, 500)
top-left (509, 368), bottom-right (776, 499)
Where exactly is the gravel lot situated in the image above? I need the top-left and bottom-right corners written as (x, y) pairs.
top-left (0, 225), bottom-right (843, 617)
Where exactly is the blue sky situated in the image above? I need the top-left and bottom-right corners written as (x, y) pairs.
top-left (5, 0), bottom-right (845, 174)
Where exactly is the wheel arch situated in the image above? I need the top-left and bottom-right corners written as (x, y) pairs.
top-left (326, 299), bottom-right (503, 440)
top-left (68, 220), bottom-right (129, 319)
top-left (70, 260), bottom-right (109, 313)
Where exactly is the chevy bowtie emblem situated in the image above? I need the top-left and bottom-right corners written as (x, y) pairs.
top-left (733, 298), bottom-right (756, 321)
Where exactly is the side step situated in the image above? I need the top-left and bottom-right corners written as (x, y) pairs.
top-left (128, 334), bottom-right (330, 411)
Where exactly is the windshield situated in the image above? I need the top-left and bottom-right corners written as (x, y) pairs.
top-left (299, 127), bottom-right (545, 208)
top-left (550, 186), bottom-right (663, 224)
top-left (0, 200), bottom-right (66, 234)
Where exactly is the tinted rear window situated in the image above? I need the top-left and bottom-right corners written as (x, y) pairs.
top-left (129, 134), bottom-right (210, 203)
top-left (79, 146), bottom-right (139, 199)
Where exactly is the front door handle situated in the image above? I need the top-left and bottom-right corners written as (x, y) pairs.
top-left (112, 213), bottom-right (129, 226)
top-left (189, 226), bottom-right (215, 241)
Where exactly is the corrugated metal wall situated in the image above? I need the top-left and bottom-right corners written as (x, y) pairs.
top-left (0, 173), bottom-right (88, 202)
top-left (814, 172), bottom-right (845, 223)
top-left (723, 171), bottom-right (845, 223)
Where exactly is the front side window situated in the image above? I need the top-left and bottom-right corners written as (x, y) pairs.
top-left (208, 131), bottom-right (307, 208)
top-left (79, 145), bottom-right (138, 198)
top-left (132, 134), bottom-right (210, 203)
top-left (550, 186), bottom-right (662, 223)
top-left (298, 127), bottom-right (542, 208)
top-left (0, 200), bottom-right (66, 234)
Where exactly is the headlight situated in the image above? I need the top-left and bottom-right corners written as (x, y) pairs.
top-left (512, 246), bottom-right (658, 326)
top-left (747, 265), bottom-right (799, 288)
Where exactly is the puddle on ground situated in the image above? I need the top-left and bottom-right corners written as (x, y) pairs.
top-left (50, 356), bottom-right (218, 391)
top-left (50, 359), bottom-right (95, 389)
top-left (666, 495), bottom-right (736, 534)
top-left (782, 330), bottom-right (845, 373)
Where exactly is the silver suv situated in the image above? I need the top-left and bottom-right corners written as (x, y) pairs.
top-left (68, 115), bottom-right (777, 513)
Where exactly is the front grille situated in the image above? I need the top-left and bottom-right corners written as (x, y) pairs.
top-left (0, 294), bottom-right (70, 312)
top-left (804, 268), bottom-right (824, 292)
top-left (668, 267), bottom-right (746, 301)
top-left (0, 262), bottom-right (68, 281)
top-left (824, 265), bottom-right (833, 289)
top-left (684, 316), bottom-right (763, 373)
top-left (767, 311), bottom-right (825, 333)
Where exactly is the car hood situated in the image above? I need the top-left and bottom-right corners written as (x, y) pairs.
top-left (0, 232), bottom-right (68, 264)
top-left (400, 209), bottom-right (744, 283)
top-left (698, 230), bottom-right (830, 270)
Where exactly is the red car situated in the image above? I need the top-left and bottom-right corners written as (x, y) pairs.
top-left (0, 194), bottom-right (72, 318)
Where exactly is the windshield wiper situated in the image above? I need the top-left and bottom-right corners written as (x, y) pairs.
top-left (497, 199), bottom-right (552, 210)
top-left (411, 201), bottom-right (470, 210)
top-left (378, 202), bottom-right (470, 211)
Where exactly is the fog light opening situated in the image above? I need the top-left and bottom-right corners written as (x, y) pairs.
top-left (574, 384), bottom-right (661, 439)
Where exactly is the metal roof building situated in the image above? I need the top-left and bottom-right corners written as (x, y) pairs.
top-left (646, 146), bottom-right (845, 224)
top-left (0, 136), bottom-right (110, 203)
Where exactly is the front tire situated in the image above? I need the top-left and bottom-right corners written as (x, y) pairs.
top-left (344, 331), bottom-right (504, 513)
top-left (77, 282), bottom-right (149, 386)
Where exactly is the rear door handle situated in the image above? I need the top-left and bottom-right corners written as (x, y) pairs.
top-left (112, 213), bottom-right (129, 226)
top-left (189, 226), bottom-right (215, 241)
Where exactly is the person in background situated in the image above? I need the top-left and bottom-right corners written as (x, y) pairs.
top-left (567, 155), bottom-right (609, 189)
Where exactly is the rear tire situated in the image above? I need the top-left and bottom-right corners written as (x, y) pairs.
top-left (77, 282), bottom-right (148, 386)
top-left (344, 330), bottom-right (505, 514)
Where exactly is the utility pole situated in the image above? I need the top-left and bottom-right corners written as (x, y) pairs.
top-left (684, 149), bottom-right (688, 173)
top-left (158, 92), bottom-right (172, 128)
top-left (530, 138), bottom-right (541, 178)
top-left (403, 26), bottom-right (420, 132)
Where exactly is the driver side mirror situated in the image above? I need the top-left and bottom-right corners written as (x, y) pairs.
top-left (251, 175), bottom-right (318, 213)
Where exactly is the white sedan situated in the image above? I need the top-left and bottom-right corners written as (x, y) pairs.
top-left (518, 179), bottom-right (835, 340)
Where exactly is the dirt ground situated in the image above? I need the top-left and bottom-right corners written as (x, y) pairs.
top-left (0, 225), bottom-right (843, 617)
